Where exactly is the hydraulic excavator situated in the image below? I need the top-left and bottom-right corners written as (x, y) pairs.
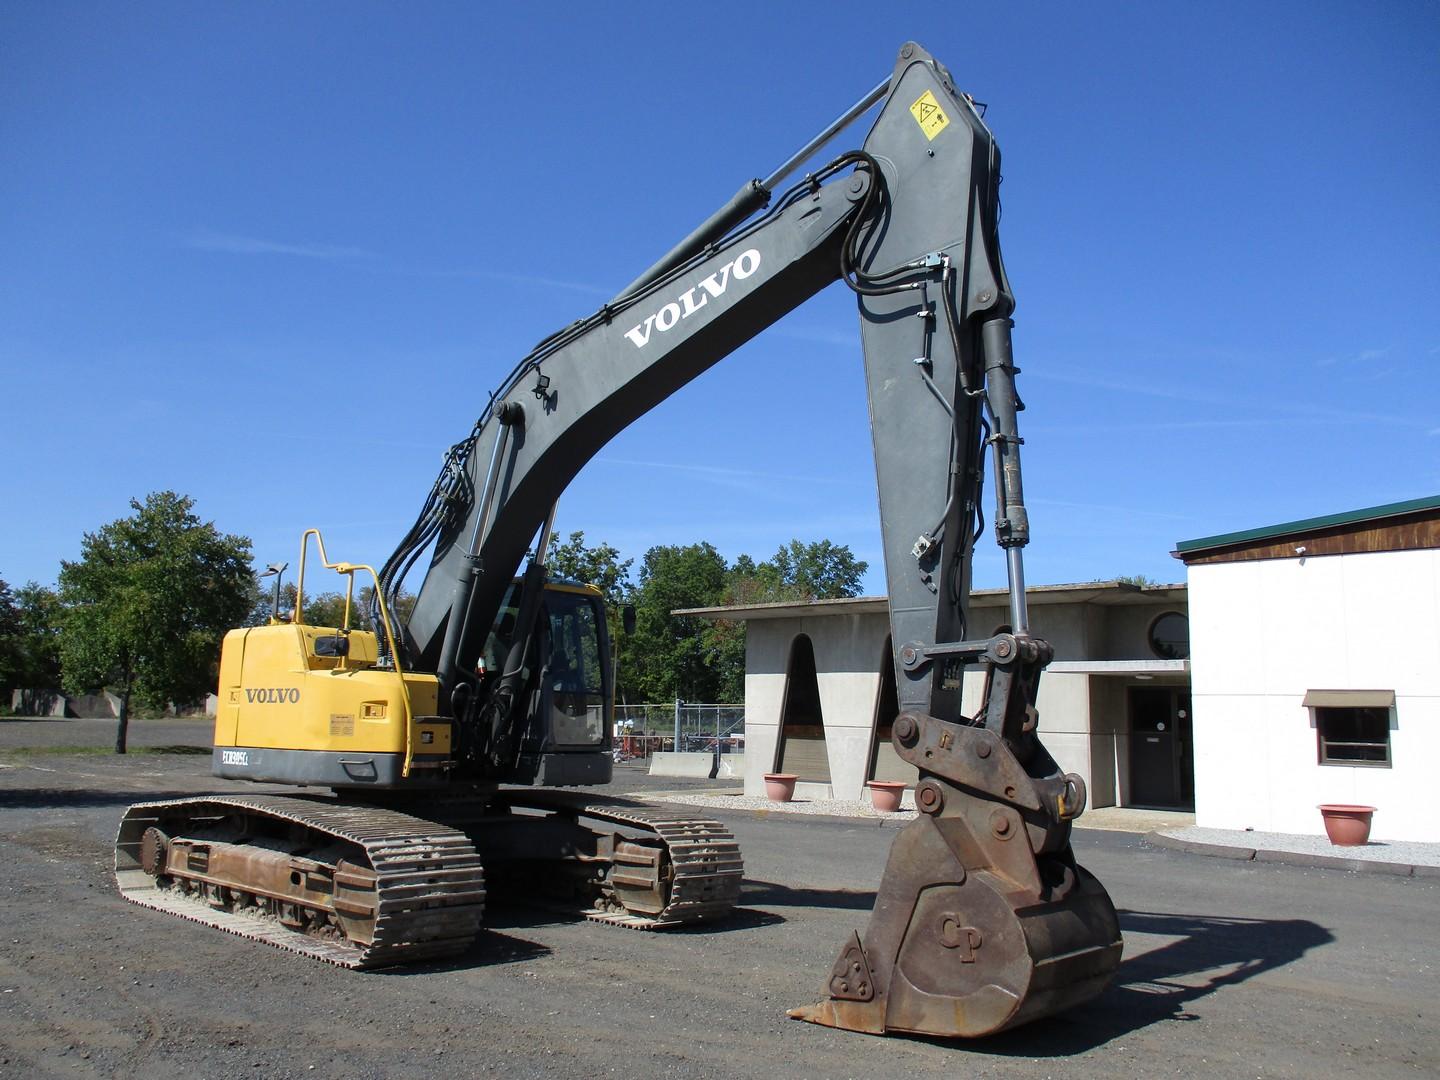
top-left (116, 41), bottom-right (1122, 1038)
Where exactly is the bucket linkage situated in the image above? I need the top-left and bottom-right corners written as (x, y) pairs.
top-left (790, 633), bottom-right (1123, 1038)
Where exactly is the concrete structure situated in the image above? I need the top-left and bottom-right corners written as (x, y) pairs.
top-left (683, 582), bottom-right (1192, 807)
top-left (10, 689), bottom-right (121, 719)
top-left (1176, 496), bottom-right (1440, 843)
top-left (8, 689), bottom-right (219, 719)
top-left (646, 751), bottom-right (744, 779)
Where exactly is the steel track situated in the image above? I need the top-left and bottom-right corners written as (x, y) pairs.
top-left (116, 795), bottom-right (486, 969)
top-left (116, 790), bottom-right (742, 967)
top-left (492, 790), bottom-right (744, 928)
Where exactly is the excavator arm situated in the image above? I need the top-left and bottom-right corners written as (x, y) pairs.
top-left (380, 41), bottom-right (1122, 1036)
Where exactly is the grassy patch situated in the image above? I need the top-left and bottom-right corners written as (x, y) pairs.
top-left (0, 744), bottom-right (210, 758)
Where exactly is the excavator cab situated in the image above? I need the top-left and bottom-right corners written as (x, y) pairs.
top-left (491, 579), bottom-right (617, 786)
top-left (537, 585), bottom-right (610, 749)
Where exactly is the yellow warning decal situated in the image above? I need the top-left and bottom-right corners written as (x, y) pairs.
top-left (910, 89), bottom-right (950, 141)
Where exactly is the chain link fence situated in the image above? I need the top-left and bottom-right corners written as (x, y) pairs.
top-left (613, 702), bottom-right (744, 761)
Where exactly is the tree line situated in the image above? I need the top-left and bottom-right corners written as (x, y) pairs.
top-left (0, 492), bottom-right (868, 749)
top-left (545, 532), bottom-right (867, 704)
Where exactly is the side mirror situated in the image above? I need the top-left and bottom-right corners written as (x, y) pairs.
top-left (621, 604), bottom-right (637, 636)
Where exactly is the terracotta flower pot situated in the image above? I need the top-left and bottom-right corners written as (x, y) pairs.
top-left (867, 780), bottom-right (907, 813)
top-left (764, 773), bottom-right (798, 802)
top-left (1318, 804), bottom-right (1376, 846)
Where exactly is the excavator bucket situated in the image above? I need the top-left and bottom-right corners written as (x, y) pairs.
top-left (790, 709), bottom-right (1123, 1038)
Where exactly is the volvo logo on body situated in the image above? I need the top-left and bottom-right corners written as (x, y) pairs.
top-left (244, 687), bottom-right (301, 704)
top-left (624, 248), bottom-right (762, 348)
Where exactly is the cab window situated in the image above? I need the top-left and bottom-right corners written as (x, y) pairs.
top-left (546, 590), bottom-right (605, 745)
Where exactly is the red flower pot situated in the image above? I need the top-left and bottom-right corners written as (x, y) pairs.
top-left (764, 773), bottom-right (798, 802)
top-left (1318, 804), bottom-right (1376, 846)
top-left (867, 780), bottom-right (907, 813)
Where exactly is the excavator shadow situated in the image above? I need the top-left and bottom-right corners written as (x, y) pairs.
top-left (374, 928), bottom-right (553, 975)
top-left (0, 787), bottom-right (215, 811)
top-left (479, 899), bottom-right (787, 935)
top-left (740, 879), bottom-right (876, 912)
top-left (378, 902), bottom-right (787, 976)
top-left (935, 908), bottom-right (1334, 1055)
top-left (669, 906), bottom-right (787, 933)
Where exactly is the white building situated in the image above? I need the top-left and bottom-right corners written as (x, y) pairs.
top-left (1175, 495), bottom-right (1440, 843)
top-left (683, 582), bottom-right (1193, 808)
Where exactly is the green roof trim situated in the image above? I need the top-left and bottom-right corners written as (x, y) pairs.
top-left (1175, 495), bottom-right (1440, 555)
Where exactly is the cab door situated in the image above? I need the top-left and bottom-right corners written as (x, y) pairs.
top-left (538, 587), bottom-right (611, 751)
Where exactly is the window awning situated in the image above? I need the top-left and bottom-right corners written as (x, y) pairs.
top-left (1303, 689), bottom-right (1395, 708)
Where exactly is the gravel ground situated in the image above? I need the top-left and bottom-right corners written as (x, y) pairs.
top-left (1, 718), bottom-right (1437, 1079)
top-left (1159, 826), bottom-right (1440, 867)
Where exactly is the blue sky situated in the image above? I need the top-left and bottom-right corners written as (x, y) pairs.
top-left (3, 2), bottom-right (1437, 596)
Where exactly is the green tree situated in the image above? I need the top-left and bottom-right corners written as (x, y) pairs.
top-left (628, 542), bottom-right (728, 703)
top-left (544, 531), bottom-right (636, 701)
top-left (0, 579), bottom-right (18, 697)
top-left (761, 539), bottom-right (868, 600)
top-left (248, 579), bottom-right (412, 636)
top-left (58, 492), bottom-right (253, 752)
top-left (1, 582), bottom-right (63, 698)
top-left (546, 531), bottom-right (633, 604)
top-left (1116, 574), bottom-right (1161, 589)
top-left (296, 591), bottom-right (359, 630)
top-left (721, 553), bottom-right (784, 606)
top-left (699, 615), bottom-right (747, 703)
top-left (617, 538), bottom-right (869, 704)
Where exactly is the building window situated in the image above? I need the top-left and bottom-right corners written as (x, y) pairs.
top-left (1315, 707), bottom-right (1391, 766)
top-left (1304, 690), bottom-right (1394, 768)
top-left (1148, 612), bottom-right (1190, 660)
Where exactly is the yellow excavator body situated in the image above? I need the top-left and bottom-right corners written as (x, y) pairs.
top-left (212, 623), bottom-right (446, 760)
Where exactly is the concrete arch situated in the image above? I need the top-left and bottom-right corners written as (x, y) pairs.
top-left (867, 636), bottom-right (917, 785)
top-left (775, 634), bottom-right (830, 782)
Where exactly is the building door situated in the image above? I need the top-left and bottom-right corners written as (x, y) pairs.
top-left (1128, 686), bottom-right (1193, 808)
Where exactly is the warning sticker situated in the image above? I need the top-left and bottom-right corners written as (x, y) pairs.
top-left (330, 713), bottom-right (355, 736)
top-left (910, 90), bottom-right (950, 141)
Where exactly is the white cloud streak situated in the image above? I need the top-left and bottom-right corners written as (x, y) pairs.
top-left (1318, 346), bottom-right (1389, 368)
top-left (183, 231), bottom-right (613, 297)
top-left (425, 267), bottom-right (613, 297)
top-left (184, 229), bottom-right (373, 260)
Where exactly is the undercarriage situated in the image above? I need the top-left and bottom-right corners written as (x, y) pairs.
top-left (115, 791), bottom-right (743, 968)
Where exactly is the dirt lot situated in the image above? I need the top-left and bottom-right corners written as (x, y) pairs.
top-left (1, 717), bottom-right (1436, 1079)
